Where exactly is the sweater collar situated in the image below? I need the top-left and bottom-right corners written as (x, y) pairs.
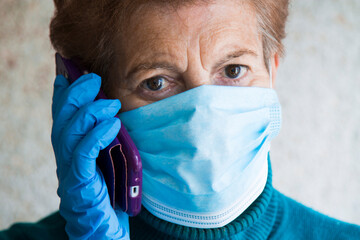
top-left (129, 157), bottom-right (278, 240)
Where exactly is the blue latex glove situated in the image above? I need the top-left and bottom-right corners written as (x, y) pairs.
top-left (51, 73), bottom-right (130, 240)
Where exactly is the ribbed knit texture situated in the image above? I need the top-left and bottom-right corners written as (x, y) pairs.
top-left (0, 212), bottom-right (68, 240)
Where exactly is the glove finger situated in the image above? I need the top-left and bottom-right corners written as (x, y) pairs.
top-left (52, 75), bottom-right (69, 119)
top-left (57, 99), bottom-right (121, 169)
top-left (72, 117), bottom-right (121, 181)
top-left (53, 73), bottom-right (101, 123)
top-left (51, 73), bottom-right (101, 143)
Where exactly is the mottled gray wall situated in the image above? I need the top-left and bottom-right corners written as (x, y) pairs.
top-left (0, 0), bottom-right (359, 229)
top-left (271, 0), bottom-right (360, 225)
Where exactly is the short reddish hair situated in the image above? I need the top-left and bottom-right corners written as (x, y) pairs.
top-left (50, 0), bottom-right (289, 89)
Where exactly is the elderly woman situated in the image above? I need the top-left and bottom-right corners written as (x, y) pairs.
top-left (1, 0), bottom-right (360, 239)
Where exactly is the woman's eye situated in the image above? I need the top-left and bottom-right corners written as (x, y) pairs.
top-left (137, 76), bottom-right (184, 100)
top-left (224, 64), bottom-right (247, 79)
top-left (143, 76), bottom-right (166, 91)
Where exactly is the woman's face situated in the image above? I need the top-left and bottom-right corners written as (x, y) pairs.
top-left (108, 0), bottom-right (279, 111)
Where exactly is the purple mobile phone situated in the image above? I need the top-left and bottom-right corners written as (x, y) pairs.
top-left (55, 53), bottom-right (142, 216)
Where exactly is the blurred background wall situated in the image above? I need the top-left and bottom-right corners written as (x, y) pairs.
top-left (0, 0), bottom-right (359, 229)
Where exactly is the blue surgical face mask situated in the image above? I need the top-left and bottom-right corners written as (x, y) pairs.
top-left (119, 72), bottom-right (281, 228)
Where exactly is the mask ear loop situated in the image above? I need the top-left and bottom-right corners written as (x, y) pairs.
top-left (268, 59), bottom-right (273, 153)
top-left (269, 59), bottom-right (273, 89)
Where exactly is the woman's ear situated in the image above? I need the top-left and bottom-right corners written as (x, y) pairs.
top-left (270, 53), bottom-right (280, 88)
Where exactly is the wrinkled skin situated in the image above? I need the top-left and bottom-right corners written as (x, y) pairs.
top-left (107, 0), bottom-right (279, 111)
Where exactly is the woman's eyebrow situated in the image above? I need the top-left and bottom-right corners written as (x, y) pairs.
top-left (126, 62), bottom-right (181, 79)
top-left (214, 49), bottom-right (258, 69)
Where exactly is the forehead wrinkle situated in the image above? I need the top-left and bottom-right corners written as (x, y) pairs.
top-left (116, 0), bottom-right (262, 84)
top-left (198, 16), bottom-right (261, 69)
top-left (120, 9), bottom-right (189, 75)
top-left (122, 37), bottom-right (187, 78)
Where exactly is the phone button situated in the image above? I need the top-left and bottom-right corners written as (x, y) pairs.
top-left (130, 186), bottom-right (140, 198)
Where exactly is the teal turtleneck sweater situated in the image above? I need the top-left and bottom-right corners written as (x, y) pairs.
top-left (1, 163), bottom-right (359, 240)
top-left (128, 164), bottom-right (360, 239)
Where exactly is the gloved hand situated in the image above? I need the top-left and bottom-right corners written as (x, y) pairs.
top-left (51, 73), bottom-right (130, 240)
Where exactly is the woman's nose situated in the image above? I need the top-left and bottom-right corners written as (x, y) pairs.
top-left (183, 69), bottom-right (211, 90)
top-left (184, 78), bottom-right (210, 90)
